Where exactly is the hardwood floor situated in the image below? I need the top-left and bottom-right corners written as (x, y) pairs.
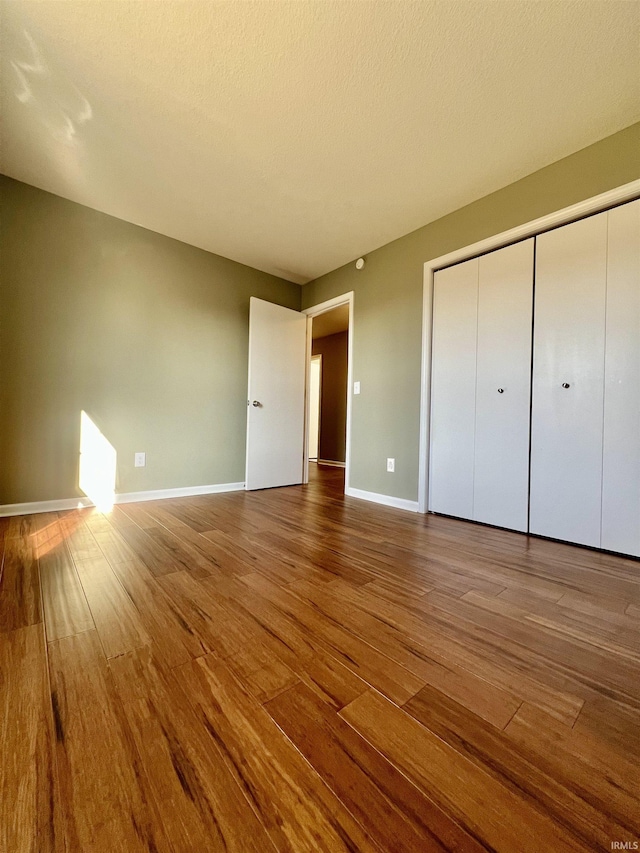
top-left (1, 464), bottom-right (639, 852)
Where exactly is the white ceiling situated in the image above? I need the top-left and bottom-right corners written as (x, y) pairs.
top-left (1, 1), bottom-right (638, 284)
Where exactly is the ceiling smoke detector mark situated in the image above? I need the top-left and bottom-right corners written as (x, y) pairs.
top-left (355, 258), bottom-right (365, 270)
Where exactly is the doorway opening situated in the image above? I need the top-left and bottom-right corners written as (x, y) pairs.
top-left (308, 355), bottom-right (322, 461)
top-left (303, 293), bottom-right (353, 494)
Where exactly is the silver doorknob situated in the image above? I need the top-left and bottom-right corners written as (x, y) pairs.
top-left (562, 383), bottom-right (570, 389)
top-left (252, 400), bottom-right (261, 407)
top-left (497, 388), bottom-right (504, 394)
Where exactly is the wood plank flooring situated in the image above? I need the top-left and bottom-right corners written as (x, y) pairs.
top-left (1, 464), bottom-right (639, 852)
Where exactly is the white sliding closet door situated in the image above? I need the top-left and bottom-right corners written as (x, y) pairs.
top-left (530, 212), bottom-right (608, 547)
top-left (602, 199), bottom-right (640, 557)
top-left (474, 239), bottom-right (534, 532)
top-left (429, 257), bottom-right (478, 518)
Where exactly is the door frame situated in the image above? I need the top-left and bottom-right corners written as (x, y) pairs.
top-left (418, 178), bottom-right (640, 514)
top-left (303, 292), bottom-right (354, 492)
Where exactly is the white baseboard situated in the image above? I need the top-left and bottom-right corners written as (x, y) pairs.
top-left (345, 486), bottom-right (419, 513)
top-left (0, 482), bottom-right (246, 517)
top-left (115, 482), bottom-right (245, 504)
top-left (0, 496), bottom-right (96, 517)
top-left (317, 459), bottom-right (346, 468)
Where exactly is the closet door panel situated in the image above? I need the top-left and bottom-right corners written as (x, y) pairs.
top-left (530, 213), bottom-right (608, 547)
top-left (429, 258), bottom-right (478, 518)
top-left (473, 239), bottom-right (534, 532)
top-left (602, 199), bottom-right (640, 557)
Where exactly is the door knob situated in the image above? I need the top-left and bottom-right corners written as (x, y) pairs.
top-left (562, 383), bottom-right (570, 389)
top-left (252, 400), bottom-right (262, 407)
top-left (497, 388), bottom-right (504, 394)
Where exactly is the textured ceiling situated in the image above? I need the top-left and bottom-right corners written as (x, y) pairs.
top-left (312, 304), bottom-right (349, 339)
top-left (1, 1), bottom-right (638, 284)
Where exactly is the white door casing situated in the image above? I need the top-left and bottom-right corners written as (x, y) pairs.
top-left (245, 297), bottom-right (307, 490)
top-left (303, 292), bottom-right (354, 493)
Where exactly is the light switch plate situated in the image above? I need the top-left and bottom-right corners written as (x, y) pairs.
top-left (354, 381), bottom-right (361, 395)
top-left (134, 452), bottom-right (146, 468)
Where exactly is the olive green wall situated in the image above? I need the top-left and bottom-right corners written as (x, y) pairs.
top-left (0, 176), bottom-right (300, 505)
top-left (312, 331), bottom-right (348, 464)
top-left (3, 123), bottom-right (639, 508)
top-left (302, 123), bottom-right (640, 503)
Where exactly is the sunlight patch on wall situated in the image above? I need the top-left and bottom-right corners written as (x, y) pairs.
top-left (79, 411), bottom-right (116, 512)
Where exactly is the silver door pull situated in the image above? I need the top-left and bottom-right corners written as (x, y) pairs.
top-left (497, 388), bottom-right (504, 393)
top-left (562, 383), bottom-right (570, 389)
top-left (252, 400), bottom-right (262, 407)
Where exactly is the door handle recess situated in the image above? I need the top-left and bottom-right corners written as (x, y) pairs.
top-left (562, 383), bottom-right (570, 389)
top-left (252, 400), bottom-right (262, 407)
top-left (497, 388), bottom-right (504, 394)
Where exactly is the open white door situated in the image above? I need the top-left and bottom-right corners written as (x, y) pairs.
top-left (246, 297), bottom-right (307, 490)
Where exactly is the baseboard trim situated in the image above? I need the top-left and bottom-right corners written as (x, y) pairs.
top-left (317, 460), bottom-right (346, 468)
top-left (115, 483), bottom-right (245, 504)
top-left (345, 486), bottom-right (419, 513)
top-left (0, 482), bottom-right (246, 517)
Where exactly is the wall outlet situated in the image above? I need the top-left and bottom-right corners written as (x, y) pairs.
top-left (134, 452), bottom-right (146, 468)
top-left (387, 457), bottom-right (395, 472)
top-left (354, 381), bottom-right (361, 395)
